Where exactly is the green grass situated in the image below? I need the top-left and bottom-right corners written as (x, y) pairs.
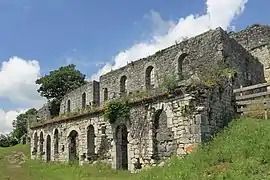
top-left (1, 117), bottom-right (270, 180)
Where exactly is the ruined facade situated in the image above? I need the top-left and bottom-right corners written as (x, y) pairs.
top-left (29, 24), bottom-right (269, 172)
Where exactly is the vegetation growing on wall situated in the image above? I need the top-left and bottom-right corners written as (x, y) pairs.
top-left (159, 73), bottom-right (179, 94)
top-left (104, 98), bottom-right (130, 124)
top-left (198, 63), bottom-right (237, 88)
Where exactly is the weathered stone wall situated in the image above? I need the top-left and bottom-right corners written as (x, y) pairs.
top-left (230, 24), bottom-right (270, 82)
top-left (29, 80), bottom-right (240, 172)
top-left (221, 29), bottom-right (266, 87)
top-left (37, 103), bottom-right (51, 121)
top-left (29, 24), bottom-right (269, 172)
top-left (60, 81), bottom-right (100, 114)
top-left (99, 28), bottom-right (228, 105)
top-left (30, 91), bottom-right (214, 171)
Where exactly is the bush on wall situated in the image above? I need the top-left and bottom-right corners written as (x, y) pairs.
top-left (104, 98), bottom-right (130, 124)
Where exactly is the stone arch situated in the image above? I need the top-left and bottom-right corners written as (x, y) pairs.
top-left (176, 53), bottom-right (188, 80)
top-left (87, 125), bottom-right (95, 156)
top-left (152, 109), bottom-right (173, 160)
top-left (46, 135), bottom-right (51, 162)
top-left (82, 92), bottom-right (86, 109)
top-left (39, 131), bottom-right (44, 154)
top-left (68, 130), bottom-right (79, 162)
top-left (115, 124), bottom-right (128, 170)
top-left (54, 129), bottom-right (59, 155)
top-left (67, 99), bottom-right (71, 113)
top-left (145, 66), bottom-right (155, 89)
top-left (120, 75), bottom-right (127, 96)
top-left (103, 88), bottom-right (108, 102)
top-left (33, 132), bottom-right (38, 154)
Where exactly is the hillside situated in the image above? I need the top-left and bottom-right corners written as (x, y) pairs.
top-left (1, 117), bottom-right (270, 180)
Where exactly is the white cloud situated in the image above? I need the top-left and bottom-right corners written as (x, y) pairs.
top-left (0, 109), bottom-right (26, 134)
top-left (0, 56), bottom-right (46, 133)
top-left (91, 0), bottom-right (248, 80)
top-left (0, 56), bottom-right (46, 108)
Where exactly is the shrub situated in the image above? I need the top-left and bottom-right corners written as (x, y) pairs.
top-left (104, 98), bottom-right (130, 124)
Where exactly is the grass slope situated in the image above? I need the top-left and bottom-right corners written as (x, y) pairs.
top-left (1, 117), bottom-right (270, 180)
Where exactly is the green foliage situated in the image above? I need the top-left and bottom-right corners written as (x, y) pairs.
top-left (36, 64), bottom-right (86, 100)
top-left (104, 98), bottom-right (130, 124)
top-left (48, 99), bottom-right (60, 118)
top-left (129, 90), bottom-right (153, 101)
top-left (35, 64), bottom-right (86, 117)
top-left (0, 134), bottom-right (18, 147)
top-left (12, 108), bottom-right (37, 141)
top-left (198, 64), bottom-right (237, 88)
top-left (160, 73), bottom-right (179, 94)
top-left (2, 117), bottom-right (270, 179)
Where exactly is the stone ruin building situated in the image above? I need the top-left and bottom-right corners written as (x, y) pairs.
top-left (28, 24), bottom-right (270, 172)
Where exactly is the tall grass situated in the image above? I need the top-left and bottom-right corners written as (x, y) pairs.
top-left (1, 117), bottom-right (270, 179)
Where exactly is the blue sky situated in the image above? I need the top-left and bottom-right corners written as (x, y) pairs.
top-left (1, 0), bottom-right (269, 78)
top-left (0, 0), bottom-right (269, 133)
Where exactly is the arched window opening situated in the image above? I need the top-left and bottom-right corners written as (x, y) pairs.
top-left (39, 132), bottom-right (44, 154)
top-left (120, 76), bottom-right (127, 96)
top-left (54, 129), bottom-right (59, 155)
top-left (67, 99), bottom-right (71, 113)
top-left (145, 66), bottom-right (155, 89)
top-left (104, 88), bottom-right (108, 102)
top-left (33, 132), bottom-right (38, 155)
top-left (177, 53), bottom-right (188, 81)
top-left (46, 135), bottom-right (51, 162)
top-left (87, 125), bottom-right (95, 157)
top-left (82, 92), bottom-right (86, 109)
top-left (116, 124), bottom-right (128, 170)
top-left (68, 130), bottom-right (79, 162)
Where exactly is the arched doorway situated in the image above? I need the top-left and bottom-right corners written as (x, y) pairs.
top-left (46, 135), bottom-right (51, 162)
top-left (115, 124), bottom-right (128, 170)
top-left (68, 130), bottom-right (79, 162)
top-left (87, 125), bottom-right (95, 156)
top-left (152, 109), bottom-right (174, 160)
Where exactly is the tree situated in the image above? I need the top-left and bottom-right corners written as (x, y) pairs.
top-left (0, 133), bottom-right (18, 147)
top-left (0, 134), bottom-right (9, 147)
top-left (12, 108), bottom-right (37, 141)
top-left (35, 64), bottom-right (86, 117)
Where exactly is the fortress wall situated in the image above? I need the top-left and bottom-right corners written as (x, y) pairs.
top-left (29, 24), bottom-right (270, 172)
top-left (31, 92), bottom-right (211, 171)
top-left (99, 28), bottom-right (227, 105)
top-left (59, 81), bottom-right (100, 114)
top-left (230, 25), bottom-right (270, 82)
top-left (220, 28), bottom-right (266, 88)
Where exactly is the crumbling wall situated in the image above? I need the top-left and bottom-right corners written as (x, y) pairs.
top-left (230, 24), bottom-right (270, 82)
top-left (59, 81), bottom-right (100, 114)
top-left (220, 28), bottom-right (266, 88)
top-left (37, 103), bottom-right (51, 121)
top-left (29, 24), bottom-right (269, 172)
top-left (30, 93), bottom-right (206, 171)
top-left (99, 28), bottom-right (228, 105)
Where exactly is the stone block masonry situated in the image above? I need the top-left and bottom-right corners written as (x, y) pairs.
top-left (29, 24), bottom-right (268, 172)
top-left (230, 24), bottom-right (270, 83)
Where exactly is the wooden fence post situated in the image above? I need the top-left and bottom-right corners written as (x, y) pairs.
top-left (264, 94), bottom-right (268, 120)
top-left (240, 85), bottom-right (243, 116)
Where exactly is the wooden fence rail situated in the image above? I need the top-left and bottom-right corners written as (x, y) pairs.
top-left (233, 83), bottom-right (270, 119)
